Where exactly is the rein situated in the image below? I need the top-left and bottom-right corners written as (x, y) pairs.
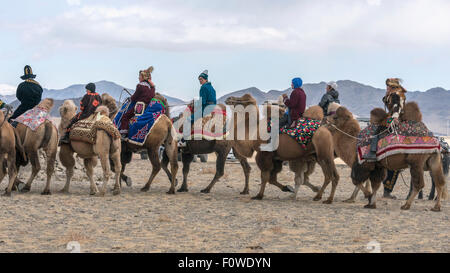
top-left (325, 119), bottom-right (394, 141)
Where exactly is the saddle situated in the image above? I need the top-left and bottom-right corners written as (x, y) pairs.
top-left (177, 104), bottom-right (228, 140)
top-left (70, 113), bottom-right (120, 144)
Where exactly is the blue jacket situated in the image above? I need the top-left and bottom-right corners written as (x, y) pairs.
top-left (199, 82), bottom-right (217, 111)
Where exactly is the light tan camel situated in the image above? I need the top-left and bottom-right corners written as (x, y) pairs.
top-left (334, 104), bottom-right (447, 211)
top-left (59, 105), bottom-right (122, 196)
top-left (102, 93), bottom-right (178, 194)
top-left (225, 94), bottom-right (339, 202)
top-left (0, 110), bottom-right (24, 196)
top-left (58, 100), bottom-right (77, 136)
top-left (15, 98), bottom-right (58, 195)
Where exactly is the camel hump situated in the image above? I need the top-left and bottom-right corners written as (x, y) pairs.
top-left (304, 105), bottom-right (324, 120)
top-left (402, 101), bottom-right (422, 122)
top-left (37, 98), bottom-right (55, 111)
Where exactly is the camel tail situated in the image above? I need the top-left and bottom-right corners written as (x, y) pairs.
top-left (312, 127), bottom-right (339, 182)
top-left (443, 153), bottom-right (449, 177)
top-left (41, 121), bottom-right (54, 149)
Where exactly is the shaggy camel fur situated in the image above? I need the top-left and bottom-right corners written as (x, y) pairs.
top-left (0, 110), bottom-right (24, 196)
top-left (59, 105), bottom-right (122, 196)
top-left (226, 94), bottom-right (338, 201)
top-left (104, 93), bottom-right (178, 194)
top-left (15, 98), bottom-right (58, 195)
top-left (58, 100), bottom-right (77, 136)
top-left (336, 103), bottom-right (447, 212)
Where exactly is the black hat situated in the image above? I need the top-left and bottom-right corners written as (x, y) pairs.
top-left (20, 65), bottom-right (36, 80)
top-left (85, 83), bottom-right (96, 93)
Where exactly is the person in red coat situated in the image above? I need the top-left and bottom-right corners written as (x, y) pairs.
top-left (119, 66), bottom-right (156, 136)
top-left (282, 77), bottom-right (306, 127)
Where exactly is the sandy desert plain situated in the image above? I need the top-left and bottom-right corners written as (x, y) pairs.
top-left (0, 151), bottom-right (448, 253)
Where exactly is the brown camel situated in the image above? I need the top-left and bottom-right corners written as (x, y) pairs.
top-left (333, 103), bottom-right (447, 212)
top-left (103, 93), bottom-right (178, 194)
top-left (224, 95), bottom-right (318, 195)
top-left (59, 105), bottom-right (122, 196)
top-left (0, 110), bottom-right (24, 196)
top-left (58, 100), bottom-right (77, 136)
top-left (225, 94), bottom-right (339, 202)
top-left (14, 98), bottom-right (58, 195)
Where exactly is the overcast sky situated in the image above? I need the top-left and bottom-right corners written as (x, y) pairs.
top-left (1, 0), bottom-right (450, 99)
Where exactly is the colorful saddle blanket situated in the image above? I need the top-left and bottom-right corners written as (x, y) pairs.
top-left (357, 121), bottom-right (440, 164)
top-left (14, 107), bottom-right (57, 131)
top-left (127, 98), bottom-right (166, 145)
top-left (70, 113), bottom-right (120, 144)
top-left (174, 105), bottom-right (228, 141)
top-left (279, 118), bottom-right (322, 149)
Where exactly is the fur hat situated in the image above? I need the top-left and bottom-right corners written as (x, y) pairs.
top-left (21, 65), bottom-right (36, 80)
top-left (386, 78), bottom-right (407, 93)
top-left (140, 66), bottom-right (154, 81)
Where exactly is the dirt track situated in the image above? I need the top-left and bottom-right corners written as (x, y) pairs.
top-left (0, 155), bottom-right (448, 253)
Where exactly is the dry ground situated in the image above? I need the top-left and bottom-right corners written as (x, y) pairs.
top-left (0, 153), bottom-right (448, 253)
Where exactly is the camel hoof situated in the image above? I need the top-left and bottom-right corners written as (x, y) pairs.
top-left (177, 188), bottom-right (188, 193)
top-left (401, 204), bottom-right (411, 210)
top-left (364, 204), bottom-right (377, 209)
top-left (200, 189), bottom-right (210, 194)
top-left (20, 186), bottom-right (31, 193)
top-left (282, 185), bottom-right (294, 193)
top-left (125, 177), bottom-right (132, 187)
top-left (94, 192), bottom-right (106, 197)
top-left (240, 190), bottom-right (249, 195)
top-left (343, 199), bottom-right (356, 203)
top-left (113, 189), bottom-right (121, 196)
top-left (166, 189), bottom-right (175, 195)
top-left (431, 206), bottom-right (441, 212)
top-left (313, 196), bottom-right (322, 202)
top-left (251, 195), bottom-right (263, 200)
top-left (140, 187), bottom-right (150, 192)
top-left (41, 191), bottom-right (51, 196)
top-left (59, 189), bottom-right (69, 194)
top-left (323, 200), bottom-right (333, 205)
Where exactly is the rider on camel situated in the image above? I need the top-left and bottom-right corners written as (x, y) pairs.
top-left (59, 83), bottom-right (102, 145)
top-left (319, 81), bottom-right (340, 116)
top-left (281, 77), bottom-right (306, 128)
top-left (364, 78), bottom-right (407, 161)
top-left (119, 66), bottom-right (156, 138)
top-left (9, 65), bottom-right (43, 125)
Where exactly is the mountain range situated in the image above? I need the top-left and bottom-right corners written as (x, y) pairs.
top-left (2, 80), bottom-right (449, 134)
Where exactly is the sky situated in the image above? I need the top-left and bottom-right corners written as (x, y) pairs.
top-left (1, 0), bottom-right (450, 100)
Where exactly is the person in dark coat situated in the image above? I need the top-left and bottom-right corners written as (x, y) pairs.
top-left (59, 83), bottom-right (102, 145)
top-left (9, 65), bottom-right (43, 122)
top-left (281, 77), bottom-right (306, 127)
top-left (119, 66), bottom-right (156, 136)
top-left (319, 81), bottom-right (340, 116)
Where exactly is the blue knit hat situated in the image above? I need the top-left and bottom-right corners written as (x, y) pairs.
top-left (292, 77), bottom-right (303, 89)
top-left (199, 70), bottom-right (208, 81)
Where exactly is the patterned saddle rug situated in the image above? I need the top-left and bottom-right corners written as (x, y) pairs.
top-left (14, 106), bottom-right (57, 132)
top-left (174, 104), bottom-right (228, 141)
top-left (127, 98), bottom-right (166, 146)
top-left (268, 118), bottom-right (322, 149)
top-left (357, 120), bottom-right (440, 164)
top-left (70, 113), bottom-right (120, 144)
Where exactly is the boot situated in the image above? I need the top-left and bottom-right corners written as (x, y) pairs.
top-left (58, 132), bottom-right (70, 146)
top-left (363, 134), bottom-right (379, 161)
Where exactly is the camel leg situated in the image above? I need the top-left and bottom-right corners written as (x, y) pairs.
top-left (42, 147), bottom-right (56, 195)
top-left (201, 149), bottom-right (228, 193)
top-left (293, 164), bottom-right (306, 200)
top-left (178, 152), bottom-right (193, 192)
top-left (3, 154), bottom-right (17, 197)
top-left (21, 150), bottom-right (40, 193)
top-left (427, 155), bottom-right (445, 212)
top-left (252, 152), bottom-right (273, 200)
top-left (141, 148), bottom-right (162, 193)
top-left (111, 149), bottom-right (122, 196)
top-left (84, 158), bottom-right (98, 195)
top-left (237, 156), bottom-right (251, 195)
top-left (96, 152), bottom-right (111, 197)
top-left (164, 141), bottom-right (178, 195)
top-left (401, 164), bottom-right (424, 210)
top-left (268, 160), bottom-right (294, 193)
top-left (59, 145), bottom-right (75, 193)
top-left (365, 167), bottom-right (385, 209)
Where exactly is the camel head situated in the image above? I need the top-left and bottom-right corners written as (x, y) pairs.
top-left (303, 106), bottom-right (324, 121)
top-left (225, 94), bottom-right (257, 108)
top-left (59, 100), bottom-right (77, 120)
top-left (101, 93), bottom-right (118, 118)
top-left (95, 105), bottom-right (110, 117)
top-left (329, 106), bottom-right (361, 137)
top-left (38, 98), bottom-right (55, 112)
